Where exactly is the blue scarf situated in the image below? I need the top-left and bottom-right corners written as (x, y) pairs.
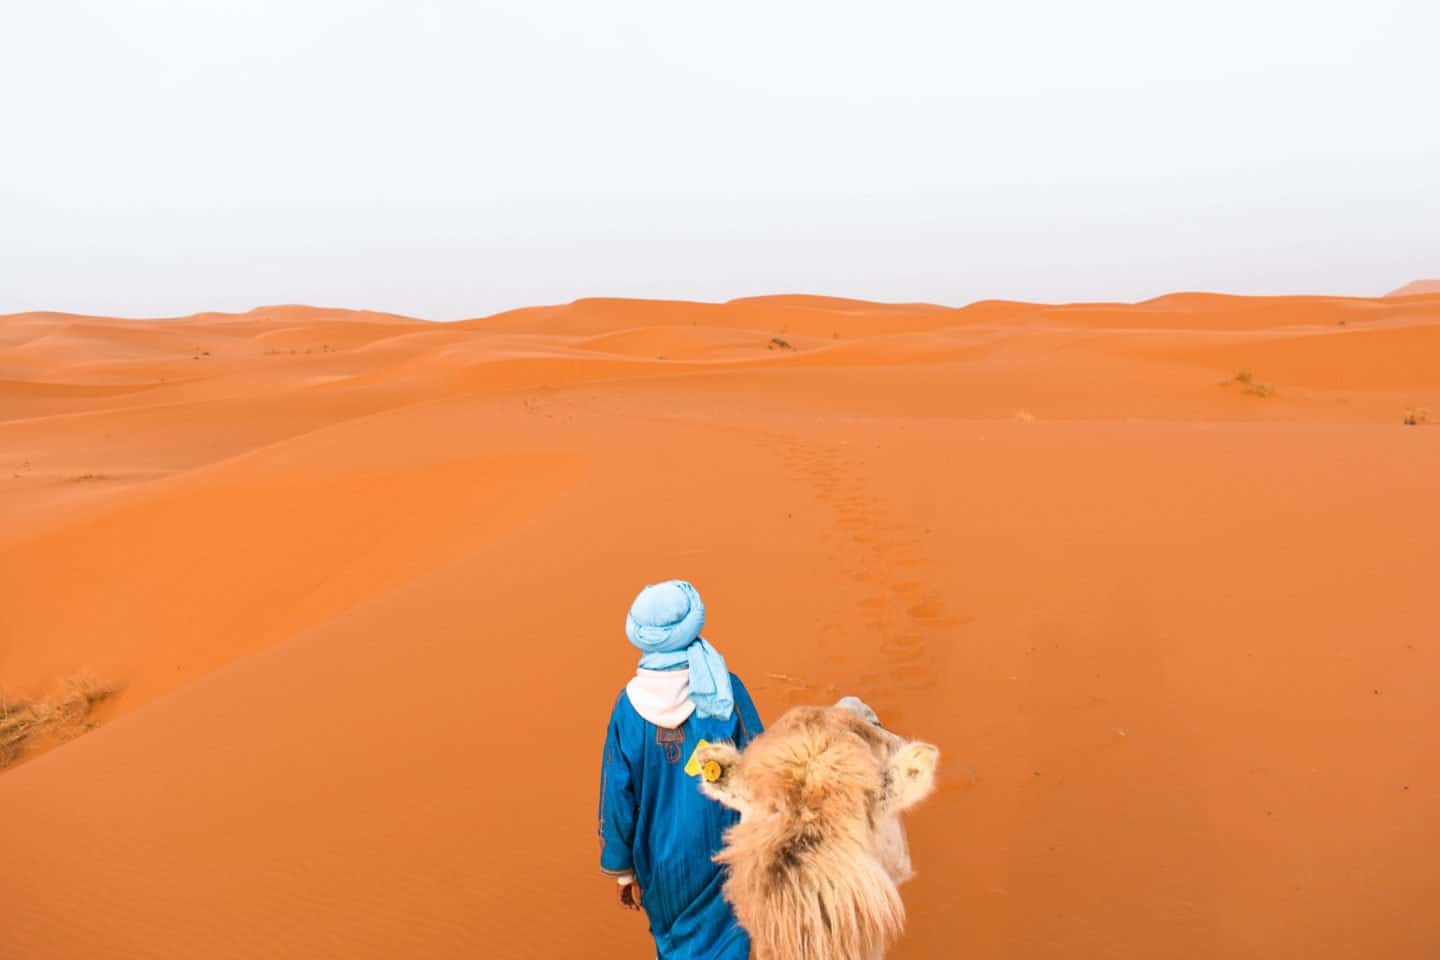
top-left (625, 580), bottom-right (734, 721)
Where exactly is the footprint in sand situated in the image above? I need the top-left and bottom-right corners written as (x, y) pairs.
top-left (766, 433), bottom-right (955, 703)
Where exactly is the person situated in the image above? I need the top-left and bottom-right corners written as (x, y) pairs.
top-left (598, 580), bottom-right (764, 960)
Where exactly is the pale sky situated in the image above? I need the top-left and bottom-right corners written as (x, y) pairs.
top-left (2, 0), bottom-right (1437, 319)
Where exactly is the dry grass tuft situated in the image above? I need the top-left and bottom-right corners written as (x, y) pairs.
top-left (1403, 408), bottom-right (1431, 426)
top-left (0, 676), bottom-right (119, 770)
top-left (1232, 369), bottom-right (1275, 398)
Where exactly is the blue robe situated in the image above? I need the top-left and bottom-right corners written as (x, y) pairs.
top-left (599, 673), bottom-right (763, 960)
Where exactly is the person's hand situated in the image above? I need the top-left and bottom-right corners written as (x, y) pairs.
top-left (618, 880), bottom-right (643, 911)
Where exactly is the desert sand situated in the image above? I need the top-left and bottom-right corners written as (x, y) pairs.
top-left (1389, 279), bottom-right (1440, 297)
top-left (2, 292), bottom-right (1438, 958)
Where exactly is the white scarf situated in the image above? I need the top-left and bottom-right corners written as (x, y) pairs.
top-left (626, 667), bottom-right (696, 728)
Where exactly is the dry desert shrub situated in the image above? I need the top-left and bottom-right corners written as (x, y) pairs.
top-left (1232, 370), bottom-right (1275, 398)
top-left (0, 676), bottom-right (118, 770)
top-left (1403, 408), bottom-right (1431, 426)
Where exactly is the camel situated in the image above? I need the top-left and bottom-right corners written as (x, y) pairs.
top-left (694, 699), bottom-right (939, 960)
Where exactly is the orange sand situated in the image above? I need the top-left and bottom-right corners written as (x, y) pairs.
top-left (2, 294), bottom-right (1438, 958)
top-left (1389, 279), bottom-right (1440, 296)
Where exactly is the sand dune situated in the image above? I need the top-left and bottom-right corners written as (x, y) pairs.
top-left (1388, 279), bottom-right (1440, 296)
top-left (2, 293), bottom-right (1438, 958)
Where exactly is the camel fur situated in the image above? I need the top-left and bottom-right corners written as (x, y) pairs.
top-left (695, 702), bottom-right (939, 960)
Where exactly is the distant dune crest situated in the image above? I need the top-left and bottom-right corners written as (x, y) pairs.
top-left (1388, 279), bottom-right (1440, 296)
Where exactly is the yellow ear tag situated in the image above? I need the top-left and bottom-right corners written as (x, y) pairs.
top-left (683, 739), bottom-right (712, 777)
top-left (702, 760), bottom-right (723, 783)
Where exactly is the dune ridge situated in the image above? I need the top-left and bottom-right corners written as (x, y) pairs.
top-left (1388, 279), bottom-right (1440, 296)
top-left (1, 292), bottom-right (1438, 959)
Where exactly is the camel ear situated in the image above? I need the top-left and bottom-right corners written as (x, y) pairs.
top-left (694, 741), bottom-right (749, 814)
top-left (885, 741), bottom-right (939, 812)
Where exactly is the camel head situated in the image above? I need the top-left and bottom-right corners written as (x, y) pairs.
top-left (694, 701), bottom-right (939, 960)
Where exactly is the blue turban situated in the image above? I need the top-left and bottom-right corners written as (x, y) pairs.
top-left (625, 580), bottom-right (734, 721)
